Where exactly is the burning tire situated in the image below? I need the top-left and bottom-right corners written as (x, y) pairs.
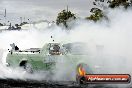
top-left (76, 63), bottom-right (92, 84)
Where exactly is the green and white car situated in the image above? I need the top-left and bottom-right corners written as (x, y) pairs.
top-left (6, 42), bottom-right (92, 84)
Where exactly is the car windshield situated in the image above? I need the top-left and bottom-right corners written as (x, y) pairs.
top-left (63, 43), bottom-right (88, 54)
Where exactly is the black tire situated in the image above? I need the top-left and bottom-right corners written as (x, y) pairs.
top-left (19, 61), bottom-right (33, 73)
top-left (76, 75), bottom-right (87, 85)
top-left (79, 76), bottom-right (87, 84)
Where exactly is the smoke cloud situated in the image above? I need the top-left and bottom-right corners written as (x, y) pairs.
top-left (0, 7), bottom-right (132, 87)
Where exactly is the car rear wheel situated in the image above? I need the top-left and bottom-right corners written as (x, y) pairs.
top-left (77, 76), bottom-right (87, 84)
top-left (19, 60), bottom-right (33, 73)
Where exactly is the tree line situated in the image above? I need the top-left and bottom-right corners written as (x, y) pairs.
top-left (0, 0), bottom-right (131, 29)
top-left (56, 0), bottom-right (132, 28)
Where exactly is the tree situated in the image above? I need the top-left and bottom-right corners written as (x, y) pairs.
top-left (86, 8), bottom-right (105, 22)
top-left (86, 0), bottom-right (131, 22)
top-left (56, 10), bottom-right (76, 28)
top-left (93, 0), bottom-right (131, 8)
top-left (109, 0), bottom-right (130, 8)
top-left (86, 0), bottom-right (109, 22)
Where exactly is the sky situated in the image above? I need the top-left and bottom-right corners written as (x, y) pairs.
top-left (0, 0), bottom-right (94, 24)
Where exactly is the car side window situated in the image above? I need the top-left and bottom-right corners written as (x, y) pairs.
top-left (49, 44), bottom-right (61, 55)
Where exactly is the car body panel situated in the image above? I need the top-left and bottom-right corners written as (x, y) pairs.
top-left (6, 43), bottom-right (87, 71)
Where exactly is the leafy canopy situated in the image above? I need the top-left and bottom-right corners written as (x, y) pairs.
top-left (56, 10), bottom-right (76, 28)
top-left (86, 8), bottom-right (104, 22)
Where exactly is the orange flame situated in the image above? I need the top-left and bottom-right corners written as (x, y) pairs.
top-left (78, 65), bottom-right (86, 76)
